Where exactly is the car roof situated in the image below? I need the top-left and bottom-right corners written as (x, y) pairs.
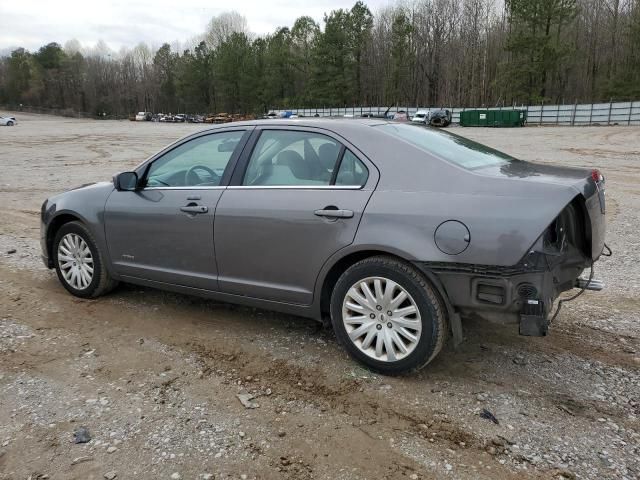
top-left (199, 118), bottom-right (390, 133)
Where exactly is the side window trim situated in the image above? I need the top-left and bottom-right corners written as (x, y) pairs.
top-left (241, 129), bottom-right (341, 187)
top-left (329, 145), bottom-right (347, 185)
top-left (334, 149), bottom-right (369, 187)
top-left (228, 128), bottom-right (263, 187)
top-left (138, 129), bottom-right (252, 190)
top-left (228, 126), bottom-right (376, 190)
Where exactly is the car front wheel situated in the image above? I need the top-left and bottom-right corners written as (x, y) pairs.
top-left (7, 121), bottom-right (14, 126)
top-left (330, 256), bottom-right (447, 375)
top-left (53, 221), bottom-right (118, 298)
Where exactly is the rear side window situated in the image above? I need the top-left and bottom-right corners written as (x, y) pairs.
top-left (375, 123), bottom-right (514, 169)
top-left (243, 130), bottom-right (341, 186)
top-left (335, 150), bottom-right (369, 186)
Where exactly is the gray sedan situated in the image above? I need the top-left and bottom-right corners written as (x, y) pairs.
top-left (40, 119), bottom-right (607, 374)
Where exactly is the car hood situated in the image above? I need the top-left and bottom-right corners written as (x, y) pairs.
top-left (69, 181), bottom-right (99, 191)
top-left (65, 180), bottom-right (115, 193)
top-left (46, 181), bottom-right (114, 204)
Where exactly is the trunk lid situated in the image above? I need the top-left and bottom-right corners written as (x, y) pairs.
top-left (477, 160), bottom-right (606, 260)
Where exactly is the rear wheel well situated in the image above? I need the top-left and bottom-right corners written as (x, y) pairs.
top-left (320, 250), bottom-right (417, 318)
top-left (46, 214), bottom-right (83, 262)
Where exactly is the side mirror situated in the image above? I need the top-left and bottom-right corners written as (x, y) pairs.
top-left (113, 171), bottom-right (139, 191)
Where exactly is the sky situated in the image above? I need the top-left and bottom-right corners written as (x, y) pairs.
top-left (0, 0), bottom-right (390, 53)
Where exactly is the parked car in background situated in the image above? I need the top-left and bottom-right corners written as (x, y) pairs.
top-left (411, 110), bottom-right (429, 124)
top-left (135, 112), bottom-right (152, 121)
top-left (392, 111), bottom-right (408, 121)
top-left (230, 113), bottom-right (256, 122)
top-left (428, 109), bottom-right (452, 127)
top-left (213, 113), bottom-right (232, 124)
top-left (0, 115), bottom-right (17, 126)
top-left (40, 119), bottom-right (606, 374)
top-left (205, 113), bottom-right (231, 123)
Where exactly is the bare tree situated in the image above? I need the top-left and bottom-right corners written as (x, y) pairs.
top-left (205, 11), bottom-right (249, 49)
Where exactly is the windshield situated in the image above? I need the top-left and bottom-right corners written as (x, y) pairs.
top-left (375, 123), bottom-right (515, 169)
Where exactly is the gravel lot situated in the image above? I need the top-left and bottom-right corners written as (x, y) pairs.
top-left (0, 113), bottom-right (638, 480)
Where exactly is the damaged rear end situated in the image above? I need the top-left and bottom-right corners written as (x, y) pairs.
top-left (431, 166), bottom-right (607, 337)
top-left (518, 169), bottom-right (606, 335)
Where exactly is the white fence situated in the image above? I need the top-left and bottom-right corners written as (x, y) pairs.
top-left (277, 101), bottom-right (640, 126)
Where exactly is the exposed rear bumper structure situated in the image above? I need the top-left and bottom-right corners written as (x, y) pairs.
top-left (416, 194), bottom-right (607, 337)
top-left (418, 259), bottom-right (605, 337)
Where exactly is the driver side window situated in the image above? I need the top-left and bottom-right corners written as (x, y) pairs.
top-left (145, 130), bottom-right (244, 188)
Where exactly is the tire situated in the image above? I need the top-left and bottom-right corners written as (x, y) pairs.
top-left (330, 256), bottom-right (447, 375)
top-left (7, 121), bottom-right (14, 126)
top-left (53, 221), bottom-right (118, 298)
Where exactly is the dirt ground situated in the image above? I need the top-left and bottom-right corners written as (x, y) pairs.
top-left (0, 114), bottom-right (638, 480)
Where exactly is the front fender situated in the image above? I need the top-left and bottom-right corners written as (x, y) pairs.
top-left (41, 182), bottom-right (116, 274)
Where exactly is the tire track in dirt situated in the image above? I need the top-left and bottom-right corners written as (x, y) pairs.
top-left (0, 265), bottom-right (534, 480)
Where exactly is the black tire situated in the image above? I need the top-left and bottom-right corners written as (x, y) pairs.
top-left (7, 121), bottom-right (14, 126)
top-left (53, 221), bottom-right (118, 298)
top-left (330, 256), bottom-right (447, 375)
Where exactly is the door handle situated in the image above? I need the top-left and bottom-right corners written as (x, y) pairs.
top-left (314, 208), bottom-right (354, 218)
top-left (180, 205), bottom-right (208, 214)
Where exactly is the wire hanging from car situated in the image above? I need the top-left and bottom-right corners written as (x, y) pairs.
top-left (549, 261), bottom-right (594, 324)
top-left (550, 242), bottom-right (611, 323)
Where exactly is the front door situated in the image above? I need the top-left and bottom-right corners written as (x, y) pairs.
top-left (214, 127), bottom-right (377, 305)
top-left (105, 129), bottom-right (249, 290)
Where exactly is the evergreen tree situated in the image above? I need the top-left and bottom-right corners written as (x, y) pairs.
top-left (153, 44), bottom-right (177, 112)
top-left (501, 0), bottom-right (577, 103)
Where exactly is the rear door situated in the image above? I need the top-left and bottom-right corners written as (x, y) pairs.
top-left (214, 126), bottom-right (378, 305)
top-left (104, 128), bottom-right (251, 290)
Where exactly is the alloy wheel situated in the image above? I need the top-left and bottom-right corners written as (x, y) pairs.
top-left (342, 276), bottom-right (422, 362)
top-left (57, 233), bottom-right (94, 290)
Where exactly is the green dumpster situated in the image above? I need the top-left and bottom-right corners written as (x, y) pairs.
top-left (459, 109), bottom-right (527, 127)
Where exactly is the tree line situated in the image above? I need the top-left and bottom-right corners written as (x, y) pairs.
top-left (1, 0), bottom-right (639, 117)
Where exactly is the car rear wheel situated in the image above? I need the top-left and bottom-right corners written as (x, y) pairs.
top-left (7, 121), bottom-right (14, 126)
top-left (330, 256), bottom-right (447, 375)
top-left (53, 221), bottom-right (118, 298)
